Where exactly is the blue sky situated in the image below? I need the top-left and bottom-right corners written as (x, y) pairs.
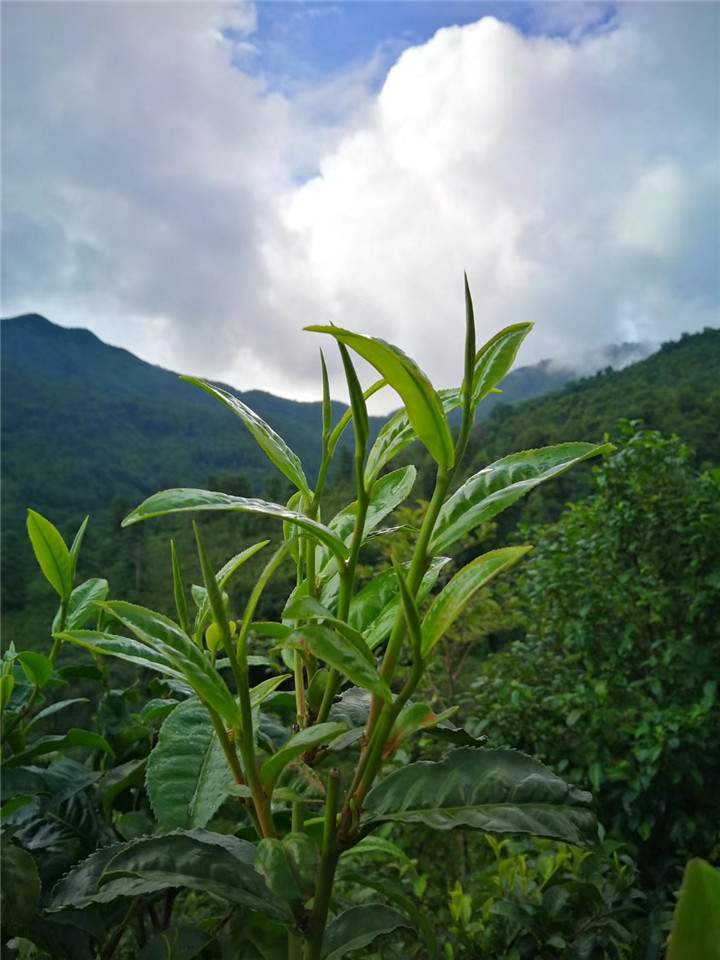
top-left (246, 2), bottom-right (615, 89)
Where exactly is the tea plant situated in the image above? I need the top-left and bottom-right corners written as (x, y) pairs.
top-left (3, 278), bottom-right (612, 958)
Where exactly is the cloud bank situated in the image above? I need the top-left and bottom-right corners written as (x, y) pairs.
top-left (2, 2), bottom-right (718, 408)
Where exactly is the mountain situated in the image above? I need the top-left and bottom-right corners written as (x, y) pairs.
top-left (465, 327), bottom-right (720, 471)
top-left (0, 314), bottom-right (586, 534)
top-left (0, 314), bottom-right (378, 532)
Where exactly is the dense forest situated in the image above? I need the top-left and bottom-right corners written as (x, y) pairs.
top-left (1, 322), bottom-right (719, 958)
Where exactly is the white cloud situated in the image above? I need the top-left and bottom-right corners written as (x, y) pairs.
top-left (2, 2), bottom-right (718, 411)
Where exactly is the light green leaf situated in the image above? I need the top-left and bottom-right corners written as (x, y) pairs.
top-left (122, 489), bottom-right (348, 565)
top-left (364, 390), bottom-right (460, 485)
top-left (182, 376), bottom-right (311, 495)
top-left (170, 541), bottom-right (191, 635)
top-left (193, 539), bottom-right (270, 636)
top-left (667, 858), bottom-right (720, 960)
top-left (431, 442), bottom-right (613, 553)
top-left (146, 699), bottom-right (234, 830)
top-left (322, 903), bottom-right (410, 959)
top-left (250, 674), bottom-right (291, 709)
top-left (54, 629), bottom-right (186, 681)
top-left (472, 323), bottom-right (533, 404)
top-left (338, 340), bottom-right (369, 458)
top-left (354, 556), bottom-right (451, 651)
top-left (25, 697), bottom-right (89, 732)
top-left (69, 514), bottom-right (89, 577)
top-left (316, 466), bottom-right (417, 580)
top-left (363, 747), bottom-right (596, 845)
top-left (26, 509), bottom-right (72, 599)
top-left (260, 722), bottom-right (347, 790)
top-left (305, 326), bottom-right (454, 469)
top-left (16, 651), bottom-right (53, 689)
top-left (102, 601), bottom-right (241, 728)
top-left (422, 547), bottom-right (531, 656)
top-left (326, 378), bottom-right (386, 459)
top-left (293, 624), bottom-right (391, 703)
top-left (52, 577), bottom-right (109, 632)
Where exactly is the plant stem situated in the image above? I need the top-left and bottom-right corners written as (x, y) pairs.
top-left (306, 769), bottom-right (340, 960)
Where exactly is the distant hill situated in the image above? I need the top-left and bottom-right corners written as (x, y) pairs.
top-left (0, 314), bottom-right (379, 532)
top-left (465, 327), bottom-right (720, 471)
top-left (0, 314), bottom-right (586, 534)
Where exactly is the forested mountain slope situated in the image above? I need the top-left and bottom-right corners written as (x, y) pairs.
top-left (0, 314), bottom-right (380, 531)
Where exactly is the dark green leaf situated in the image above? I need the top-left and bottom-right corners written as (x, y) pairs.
top-left (182, 376), bottom-right (311, 495)
top-left (26, 698), bottom-right (89, 732)
top-left (255, 832), bottom-right (318, 903)
top-left (431, 443), bottom-right (613, 553)
top-left (5, 728), bottom-right (114, 767)
top-left (305, 326), bottom-right (454, 469)
top-left (27, 509), bottom-right (72, 599)
top-left (322, 903), bottom-right (410, 959)
top-left (422, 547), bottom-right (531, 656)
top-left (99, 758), bottom-right (147, 817)
top-left (363, 747), bottom-right (596, 845)
top-left (139, 924), bottom-right (211, 960)
top-left (1, 844), bottom-right (41, 936)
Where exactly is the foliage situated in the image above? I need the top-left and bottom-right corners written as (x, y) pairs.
top-left (1, 282), bottom-right (611, 959)
top-left (463, 426), bottom-right (720, 906)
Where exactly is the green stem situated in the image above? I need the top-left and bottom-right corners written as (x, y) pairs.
top-left (341, 467), bottom-right (451, 824)
top-left (49, 597), bottom-right (69, 666)
top-left (306, 769), bottom-right (341, 960)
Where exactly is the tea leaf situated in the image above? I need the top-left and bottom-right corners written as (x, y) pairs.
top-left (182, 376), bottom-right (311, 496)
top-left (422, 547), bottom-right (531, 656)
top-left (146, 698), bottom-right (234, 830)
top-left (294, 624), bottom-right (391, 703)
top-left (431, 442), bottom-right (613, 553)
top-left (363, 747), bottom-right (596, 845)
top-left (667, 858), bottom-right (720, 960)
top-left (472, 322), bottom-right (533, 404)
top-left (26, 509), bottom-right (73, 600)
top-left (52, 577), bottom-right (109, 632)
top-left (260, 722), bottom-right (347, 791)
top-left (122, 489), bottom-right (348, 565)
top-left (102, 601), bottom-right (241, 728)
top-left (322, 904), bottom-right (410, 959)
top-left (305, 326), bottom-right (454, 469)
top-left (55, 629), bottom-right (186, 681)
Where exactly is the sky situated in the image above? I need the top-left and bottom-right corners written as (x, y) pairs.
top-left (2, 1), bottom-right (719, 410)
